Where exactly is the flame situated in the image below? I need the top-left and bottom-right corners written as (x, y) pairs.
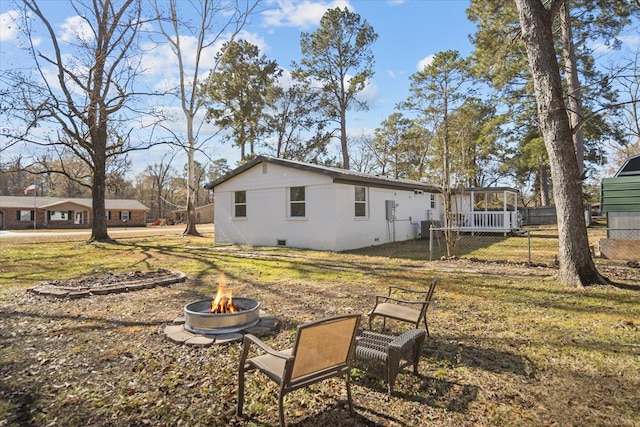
top-left (210, 274), bottom-right (238, 313)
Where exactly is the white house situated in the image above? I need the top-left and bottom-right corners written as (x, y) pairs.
top-left (205, 156), bottom-right (443, 251)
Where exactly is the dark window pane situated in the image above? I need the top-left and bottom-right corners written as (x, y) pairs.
top-left (235, 205), bottom-right (247, 217)
top-left (355, 186), bottom-right (366, 201)
top-left (235, 191), bottom-right (246, 203)
top-left (355, 203), bottom-right (366, 217)
top-left (290, 186), bottom-right (305, 202)
top-left (290, 202), bottom-right (305, 217)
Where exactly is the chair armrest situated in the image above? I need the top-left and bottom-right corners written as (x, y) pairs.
top-left (242, 334), bottom-right (294, 361)
top-left (389, 285), bottom-right (429, 296)
top-left (374, 295), bottom-right (429, 306)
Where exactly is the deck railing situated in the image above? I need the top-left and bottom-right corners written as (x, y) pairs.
top-left (452, 211), bottom-right (518, 231)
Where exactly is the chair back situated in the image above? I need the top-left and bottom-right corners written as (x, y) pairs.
top-left (419, 278), bottom-right (438, 316)
top-left (289, 314), bottom-right (360, 381)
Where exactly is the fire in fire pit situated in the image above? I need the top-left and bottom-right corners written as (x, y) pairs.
top-left (210, 282), bottom-right (238, 313)
top-left (184, 277), bottom-right (260, 335)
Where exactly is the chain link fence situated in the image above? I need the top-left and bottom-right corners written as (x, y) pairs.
top-left (426, 227), bottom-right (640, 266)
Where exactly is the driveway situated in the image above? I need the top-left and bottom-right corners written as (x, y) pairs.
top-left (0, 224), bottom-right (214, 240)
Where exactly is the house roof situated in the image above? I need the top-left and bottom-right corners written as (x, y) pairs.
top-left (615, 153), bottom-right (640, 177)
top-left (0, 196), bottom-right (149, 211)
top-left (204, 155), bottom-right (442, 193)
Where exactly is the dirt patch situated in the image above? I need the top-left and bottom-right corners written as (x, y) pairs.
top-left (28, 269), bottom-right (187, 298)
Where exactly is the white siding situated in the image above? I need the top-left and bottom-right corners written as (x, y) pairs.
top-left (333, 185), bottom-right (437, 251)
top-left (213, 161), bottom-right (443, 251)
top-left (214, 163), bottom-right (339, 250)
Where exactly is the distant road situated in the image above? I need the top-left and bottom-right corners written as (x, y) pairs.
top-left (0, 224), bottom-right (214, 240)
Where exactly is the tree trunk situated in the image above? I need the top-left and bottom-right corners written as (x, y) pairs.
top-left (515, 0), bottom-right (604, 286)
top-left (341, 108), bottom-right (350, 169)
top-left (539, 164), bottom-right (550, 206)
top-left (89, 126), bottom-right (111, 242)
top-left (183, 115), bottom-right (200, 236)
top-left (560, 3), bottom-right (585, 177)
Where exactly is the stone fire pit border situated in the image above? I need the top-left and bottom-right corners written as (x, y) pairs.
top-left (165, 310), bottom-right (278, 347)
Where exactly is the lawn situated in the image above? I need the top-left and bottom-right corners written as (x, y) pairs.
top-left (1, 230), bottom-right (639, 426)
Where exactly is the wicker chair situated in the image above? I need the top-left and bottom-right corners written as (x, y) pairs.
top-left (368, 279), bottom-right (438, 336)
top-left (237, 313), bottom-right (361, 427)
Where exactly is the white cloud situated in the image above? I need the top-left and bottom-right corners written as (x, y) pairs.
top-left (0, 10), bottom-right (20, 42)
top-left (59, 15), bottom-right (94, 43)
top-left (417, 54), bottom-right (435, 71)
top-left (619, 34), bottom-right (640, 50)
top-left (262, 0), bottom-right (352, 29)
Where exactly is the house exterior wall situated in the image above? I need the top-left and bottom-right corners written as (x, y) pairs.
top-left (0, 197), bottom-right (148, 230)
top-left (214, 163), bottom-right (339, 250)
top-left (2, 208), bottom-right (47, 230)
top-left (333, 184), bottom-right (437, 251)
top-left (213, 162), bottom-right (442, 251)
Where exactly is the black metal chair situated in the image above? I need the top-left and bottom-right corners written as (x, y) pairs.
top-left (368, 278), bottom-right (438, 336)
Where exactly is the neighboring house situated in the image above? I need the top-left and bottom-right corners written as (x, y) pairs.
top-left (600, 153), bottom-right (640, 259)
top-left (0, 196), bottom-right (149, 230)
top-left (205, 156), bottom-right (518, 251)
top-left (170, 203), bottom-right (214, 224)
top-left (205, 156), bottom-right (443, 251)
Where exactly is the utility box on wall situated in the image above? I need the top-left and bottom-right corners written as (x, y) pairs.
top-left (385, 200), bottom-right (395, 221)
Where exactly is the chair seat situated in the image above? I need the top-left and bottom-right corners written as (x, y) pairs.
top-left (370, 302), bottom-right (421, 324)
top-left (248, 349), bottom-right (293, 383)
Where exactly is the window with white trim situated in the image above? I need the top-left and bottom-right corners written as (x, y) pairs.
top-left (354, 186), bottom-right (368, 217)
top-left (289, 186), bottom-right (306, 217)
top-left (234, 191), bottom-right (247, 217)
top-left (18, 210), bottom-right (33, 221)
top-left (430, 194), bottom-right (436, 209)
top-left (49, 210), bottom-right (68, 221)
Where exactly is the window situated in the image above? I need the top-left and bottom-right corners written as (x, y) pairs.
top-left (18, 210), bottom-right (33, 221)
top-left (430, 194), bottom-right (436, 209)
top-left (119, 211), bottom-right (130, 221)
top-left (49, 210), bottom-right (68, 221)
top-left (234, 191), bottom-right (247, 217)
top-left (289, 186), bottom-right (306, 217)
top-left (106, 211), bottom-right (112, 220)
top-left (355, 186), bottom-right (368, 217)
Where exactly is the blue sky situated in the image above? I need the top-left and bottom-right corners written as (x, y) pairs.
top-left (1, 0), bottom-right (637, 178)
top-left (0, 0), bottom-right (478, 175)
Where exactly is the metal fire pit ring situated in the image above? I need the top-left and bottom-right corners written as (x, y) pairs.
top-left (184, 297), bottom-right (261, 335)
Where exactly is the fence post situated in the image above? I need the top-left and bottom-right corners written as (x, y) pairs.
top-left (429, 226), bottom-right (433, 261)
top-left (527, 230), bottom-right (531, 264)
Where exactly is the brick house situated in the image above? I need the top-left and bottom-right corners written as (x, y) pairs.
top-left (0, 196), bottom-right (149, 230)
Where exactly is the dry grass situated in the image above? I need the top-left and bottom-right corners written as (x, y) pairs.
top-left (1, 230), bottom-right (639, 426)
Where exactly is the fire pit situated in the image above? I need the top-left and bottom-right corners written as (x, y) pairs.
top-left (183, 278), bottom-right (261, 335)
top-left (184, 297), bottom-right (261, 335)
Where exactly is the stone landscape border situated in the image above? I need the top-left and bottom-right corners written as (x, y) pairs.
top-left (28, 270), bottom-right (187, 298)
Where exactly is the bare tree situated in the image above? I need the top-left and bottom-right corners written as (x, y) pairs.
top-left (145, 150), bottom-right (178, 221)
top-left (8, 0), bottom-right (157, 242)
top-left (153, 0), bottom-right (259, 236)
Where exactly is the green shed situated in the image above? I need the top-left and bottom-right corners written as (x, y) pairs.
top-left (599, 154), bottom-right (640, 245)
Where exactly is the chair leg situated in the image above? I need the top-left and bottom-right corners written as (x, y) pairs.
top-left (237, 366), bottom-right (245, 416)
top-left (423, 315), bottom-right (429, 337)
top-left (345, 373), bottom-right (354, 414)
top-left (278, 389), bottom-right (286, 427)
